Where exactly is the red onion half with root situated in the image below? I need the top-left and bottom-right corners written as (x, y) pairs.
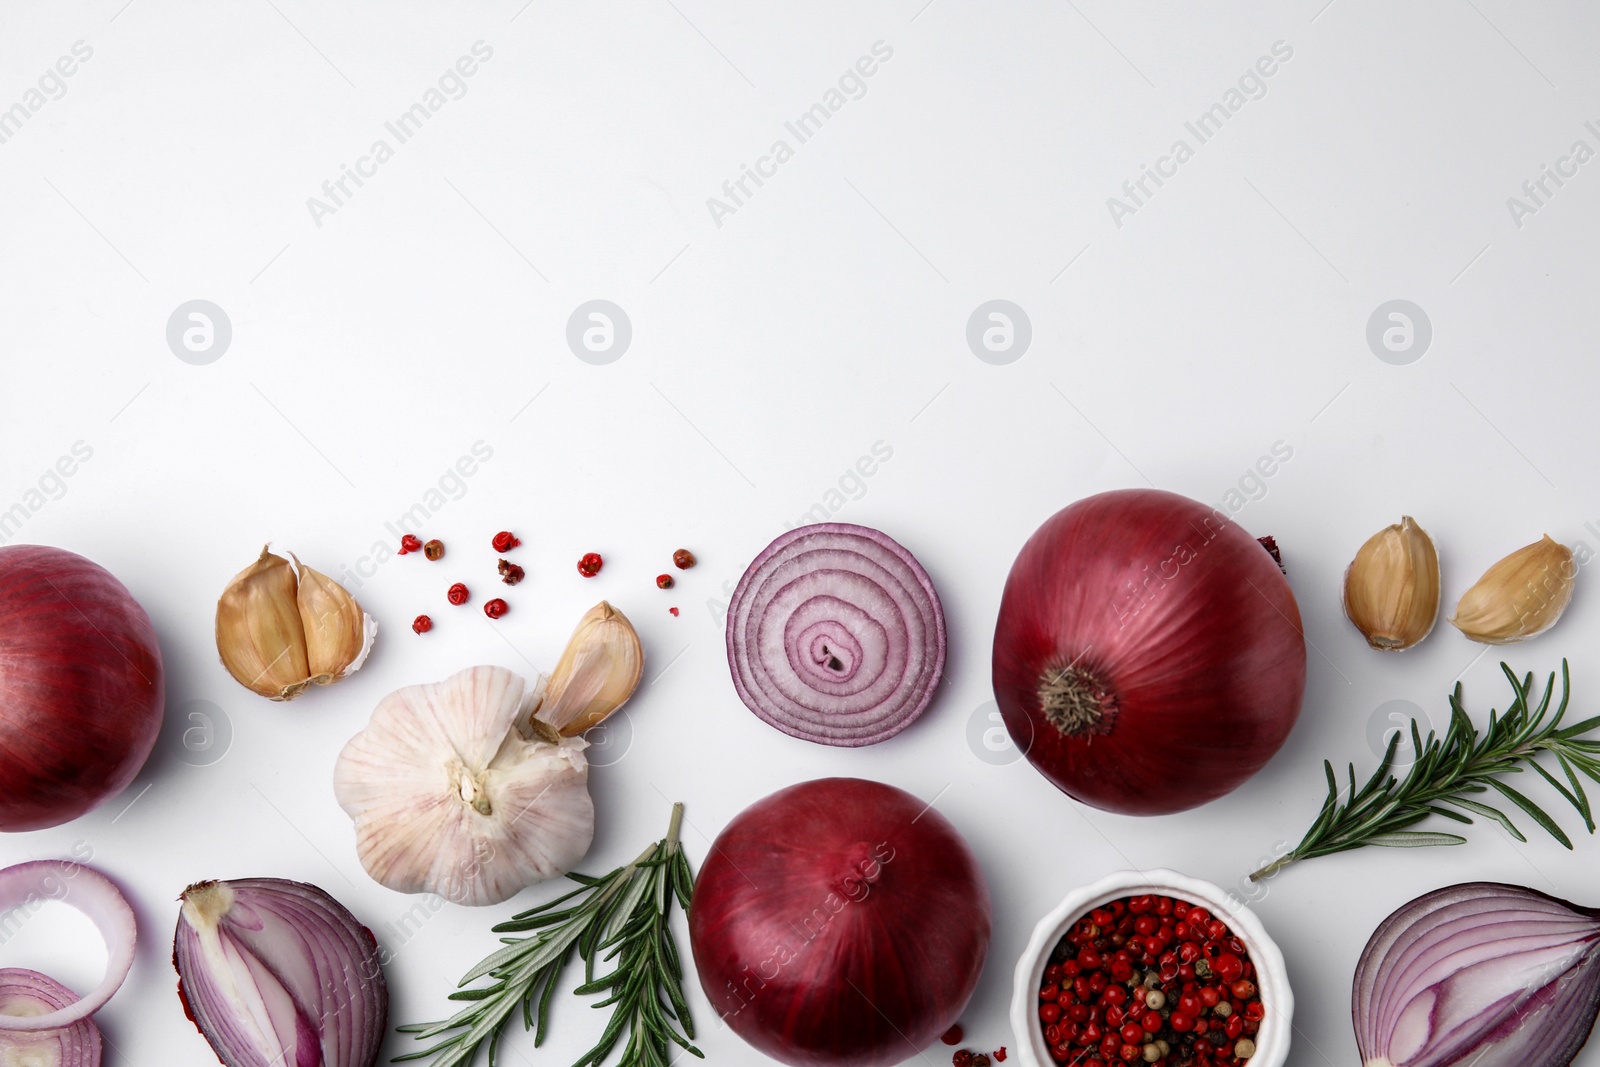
top-left (689, 777), bottom-right (991, 1067)
top-left (992, 489), bottom-right (1306, 815)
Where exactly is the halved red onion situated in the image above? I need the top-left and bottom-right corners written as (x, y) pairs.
top-left (0, 861), bottom-right (135, 1034)
top-left (1354, 881), bottom-right (1600, 1067)
top-left (173, 878), bottom-right (388, 1067)
top-left (726, 523), bottom-right (946, 747)
top-left (0, 968), bottom-right (103, 1065)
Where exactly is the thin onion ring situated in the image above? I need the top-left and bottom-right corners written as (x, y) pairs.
top-left (0, 861), bottom-right (135, 1032)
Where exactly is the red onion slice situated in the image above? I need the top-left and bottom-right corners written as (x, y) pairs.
top-left (726, 524), bottom-right (946, 746)
top-left (0, 968), bottom-right (103, 1065)
top-left (0, 861), bottom-right (135, 1034)
top-left (1353, 882), bottom-right (1600, 1067)
top-left (173, 877), bottom-right (388, 1067)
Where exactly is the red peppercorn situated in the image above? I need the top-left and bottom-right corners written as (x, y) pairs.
top-left (484, 598), bottom-right (509, 619)
top-left (952, 1052), bottom-right (974, 1067)
top-left (412, 614), bottom-right (433, 634)
top-left (993, 1050), bottom-right (1006, 1063)
top-left (399, 534), bottom-right (423, 554)
top-left (656, 573), bottom-right (675, 589)
top-left (669, 607), bottom-right (679, 616)
top-left (447, 583), bottom-right (469, 605)
top-left (942, 1025), bottom-right (964, 1046)
top-left (1231, 980), bottom-right (1257, 1001)
top-left (673, 548), bottom-right (695, 569)
top-left (1119, 1023), bottom-right (1143, 1045)
top-left (1213, 953), bottom-right (1245, 985)
top-left (492, 530), bottom-right (520, 552)
top-left (423, 539), bottom-right (444, 561)
top-left (498, 559), bottom-right (526, 586)
top-left (577, 552), bottom-right (603, 577)
top-left (1040, 1003), bottom-right (1062, 1023)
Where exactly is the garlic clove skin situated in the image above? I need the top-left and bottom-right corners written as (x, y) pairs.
top-left (216, 546), bottom-right (374, 700)
top-left (293, 556), bottom-right (376, 681)
top-left (1342, 516), bottom-right (1441, 651)
top-left (540, 601), bottom-right (644, 736)
top-left (333, 665), bottom-right (595, 906)
top-left (216, 547), bottom-right (312, 699)
top-left (1450, 534), bottom-right (1576, 644)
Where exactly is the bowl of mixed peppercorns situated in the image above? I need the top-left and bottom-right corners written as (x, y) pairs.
top-left (1010, 869), bottom-right (1291, 1067)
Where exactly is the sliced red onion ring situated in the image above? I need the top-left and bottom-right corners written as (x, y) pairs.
top-left (1353, 881), bottom-right (1600, 1067)
top-left (0, 861), bottom-right (135, 1034)
top-left (173, 877), bottom-right (388, 1067)
top-left (0, 968), bottom-right (103, 1065)
top-left (726, 523), bottom-right (946, 746)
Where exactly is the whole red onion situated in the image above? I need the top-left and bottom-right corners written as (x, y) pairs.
top-left (689, 777), bottom-right (991, 1067)
top-left (0, 546), bottom-right (164, 831)
top-left (992, 489), bottom-right (1306, 815)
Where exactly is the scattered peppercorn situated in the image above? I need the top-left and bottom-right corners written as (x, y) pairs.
top-left (484, 598), bottom-right (509, 619)
top-left (656, 573), bottom-right (674, 590)
top-left (498, 559), bottom-right (525, 586)
top-left (577, 552), bottom-right (603, 578)
top-left (673, 548), bottom-right (695, 569)
top-left (423, 539), bottom-right (445, 561)
top-left (971, 1055), bottom-right (990, 1067)
top-left (942, 1025), bottom-right (964, 1045)
top-left (412, 615), bottom-right (433, 634)
top-left (398, 534), bottom-right (423, 554)
top-left (669, 607), bottom-right (679, 617)
top-left (1037, 894), bottom-right (1265, 1066)
top-left (492, 530), bottom-right (520, 552)
top-left (992, 1049), bottom-right (1007, 1063)
top-left (952, 1052), bottom-right (974, 1067)
top-left (447, 583), bottom-right (469, 606)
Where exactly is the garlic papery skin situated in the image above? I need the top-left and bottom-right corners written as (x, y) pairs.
top-left (1342, 516), bottom-right (1441, 651)
top-left (216, 546), bottom-right (375, 700)
top-left (333, 665), bottom-right (595, 906)
top-left (1450, 535), bottom-right (1576, 645)
top-left (540, 601), bottom-right (644, 736)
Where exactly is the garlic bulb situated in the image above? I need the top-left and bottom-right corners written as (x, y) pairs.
top-left (216, 546), bottom-right (375, 700)
top-left (334, 666), bottom-right (593, 906)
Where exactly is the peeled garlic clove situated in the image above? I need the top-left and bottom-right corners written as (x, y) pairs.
top-left (334, 665), bottom-right (595, 906)
top-left (1450, 534), bottom-right (1575, 644)
top-left (216, 547), bottom-right (312, 699)
top-left (540, 601), bottom-right (644, 736)
top-left (294, 556), bottom-right (376, 681)
top-left (1342, 516), bottom-right (1441, 651)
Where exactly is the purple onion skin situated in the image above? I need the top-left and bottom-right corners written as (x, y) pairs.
top-left (0, 545), bottom-right (164, 831)
top-left (173, 878), bottom-right (388, 1067)
top-left (689, 777), bottom-right (991, 1067)
top-left (0, 967), bottom-right (102, 1065)
top-left (1354, 882), bottom-right (1600, 1067)
top-left (726, 523), bottom-right (947, 748)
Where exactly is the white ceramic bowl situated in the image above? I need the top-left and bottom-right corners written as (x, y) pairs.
top-left (1010, 868), bottom-right (1293, 1067)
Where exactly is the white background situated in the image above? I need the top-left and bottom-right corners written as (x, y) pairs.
top-left (4, 1), bottom-right (1600, 1064)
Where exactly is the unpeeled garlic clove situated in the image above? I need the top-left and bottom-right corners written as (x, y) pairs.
top-left (1450, 535), bottom-right (1575, 645)
top-left (216, 546), bottom-right (375, 700)
top-left (294, 555), bottom-right (375, 681)
top-left (539, 601), bottom-right (643, 736)
top-left (1342, 516), bottom-right (1441, 651)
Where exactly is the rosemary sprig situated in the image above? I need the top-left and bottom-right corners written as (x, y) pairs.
top-left (1251, 661), bottom-right (1600, 881)
top-left (396, 803), bottom-right (702, 1067)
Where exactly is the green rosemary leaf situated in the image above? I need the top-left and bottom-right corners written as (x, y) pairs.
top-left (1484, 778), bottom-right (1574, 848)
top-left (1443, 795), bottom-right (1526, 840)
top-left (1251, 663), bottom-right (1597, 881)
top-left (1365, 831), bottom-right (1469, 848)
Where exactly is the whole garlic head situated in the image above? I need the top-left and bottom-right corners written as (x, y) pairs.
top-left (333, 665), bottom-right (594, 906)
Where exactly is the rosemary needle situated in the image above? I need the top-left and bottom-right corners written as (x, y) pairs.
top-left (397, 802), bottom-right (701, 1067)
top-left (1252, 661), bottom-right (1600, 882)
